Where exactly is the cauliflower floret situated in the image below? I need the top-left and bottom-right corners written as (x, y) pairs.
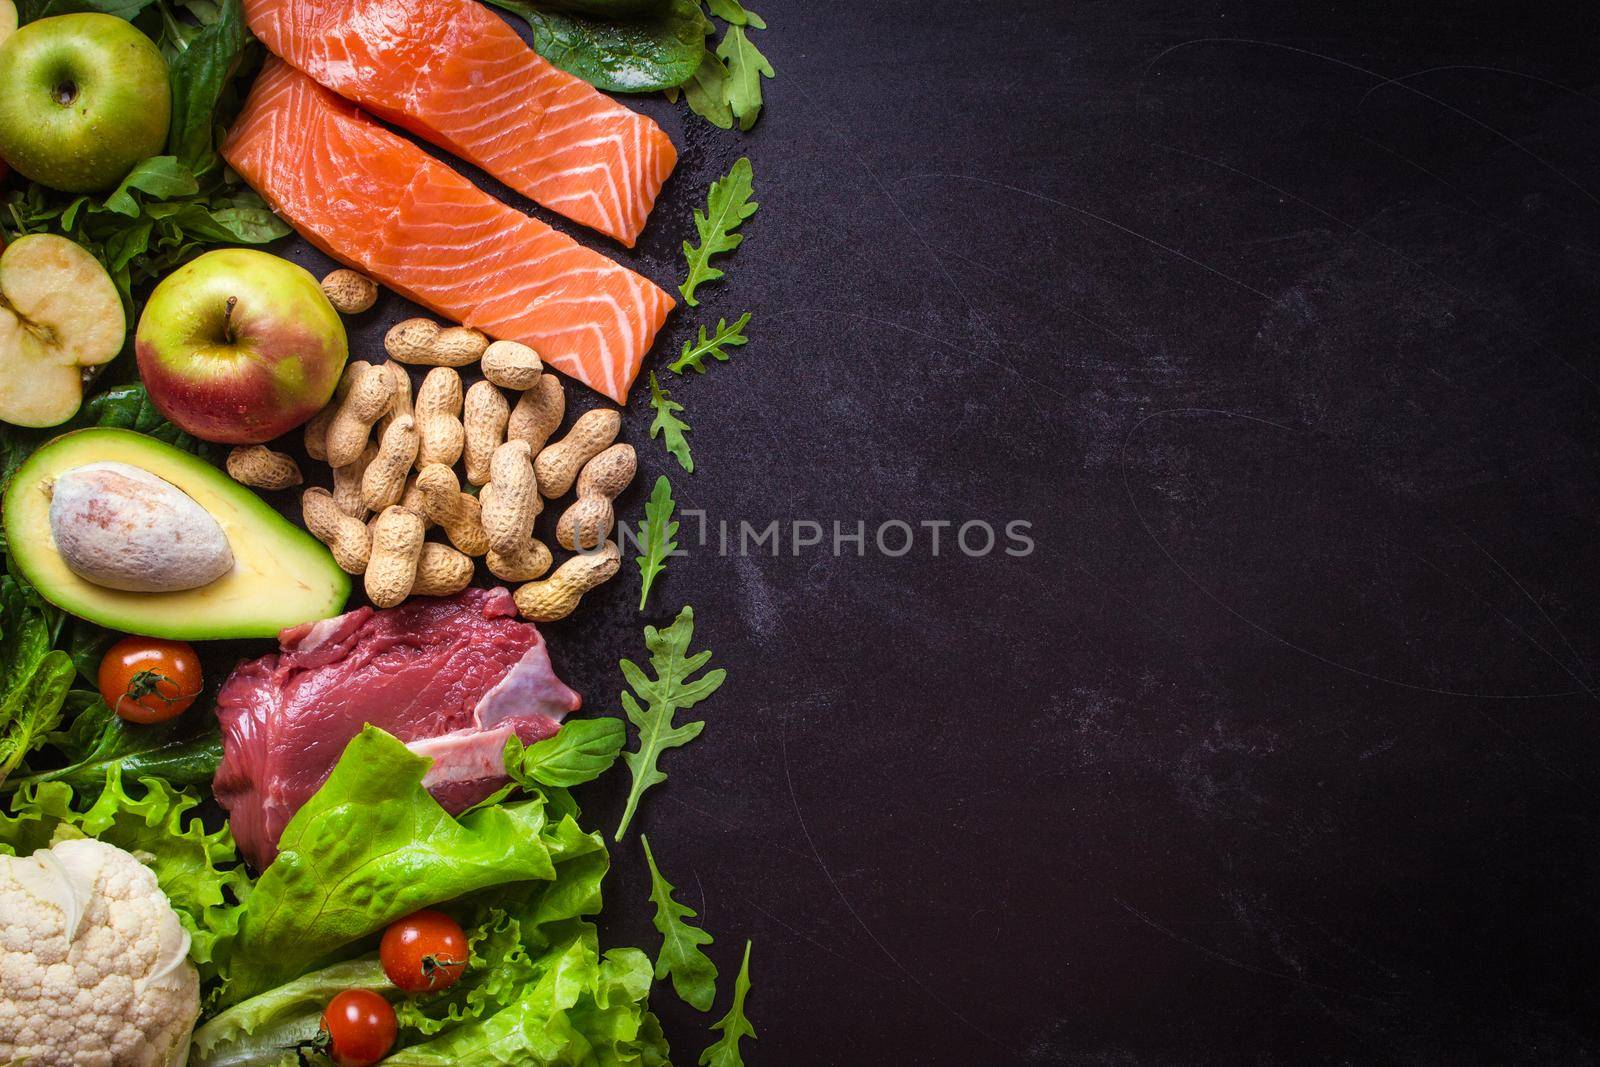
top-left (0, 837), bottom-right (199, 1066)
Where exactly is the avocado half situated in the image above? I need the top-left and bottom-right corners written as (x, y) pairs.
top-left (4, 428), bottom-right (350, 640)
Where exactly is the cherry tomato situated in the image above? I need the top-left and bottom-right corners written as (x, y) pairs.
top-left (97, 637), bottom-right (202, 724)
top-left (319, 989), bottom-right (397, 1067)
top-left (380, 909), bottom-right (468, 993)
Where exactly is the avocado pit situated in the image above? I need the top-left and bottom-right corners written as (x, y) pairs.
top-left (48, 461), bottom-right (234, 592)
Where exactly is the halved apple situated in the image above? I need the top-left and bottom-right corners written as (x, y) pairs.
top-left (0, 1), bottom-right (16, 46)
top-left (0, 234), bottom-right (124, 427)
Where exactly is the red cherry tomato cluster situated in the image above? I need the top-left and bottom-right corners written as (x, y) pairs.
top-left (313, 911), bottom-right (469, 1065)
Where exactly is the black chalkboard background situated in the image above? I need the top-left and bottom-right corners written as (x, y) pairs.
top-left (262, 1), bottom-right (1600, 1062)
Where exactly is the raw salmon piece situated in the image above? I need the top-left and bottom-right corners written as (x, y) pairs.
top-left (223, 60), bottom-right (674, 404)
top-left (244, 0), bottom-right (677, 247)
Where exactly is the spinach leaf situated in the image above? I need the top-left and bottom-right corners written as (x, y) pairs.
top-left (484, 0), bottom-right (707, 93)
top-left (0, 578), bottom-right (76, 786)
top-left (166, 0), bottom-right (249, 174)
top-left (9, 694), bottom-right (224, 796)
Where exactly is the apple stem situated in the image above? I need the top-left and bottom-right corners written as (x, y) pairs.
top-left (223, 296), bottom-right (238, 344)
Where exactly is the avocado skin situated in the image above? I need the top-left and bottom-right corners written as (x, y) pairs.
top-left (5, 428), bottom-right (350, 640)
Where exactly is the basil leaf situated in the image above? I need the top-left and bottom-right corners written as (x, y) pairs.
top-left (505, 718), bottom-right (626, 789)
top-left (484, 0), bottom-right (706, 93)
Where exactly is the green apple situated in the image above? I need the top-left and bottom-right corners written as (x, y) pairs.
top-left (0, 13), bottom-right (170, 192)
top-left (136, 250), bottom-right (349, 445)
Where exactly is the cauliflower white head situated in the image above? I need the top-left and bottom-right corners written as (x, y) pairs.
top-left (0, 837), bottom-right (199, 1067)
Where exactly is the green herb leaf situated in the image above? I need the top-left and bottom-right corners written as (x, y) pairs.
top-left (10, 695), bottom-right (223, 797)
top-left (680, 157), bottom-right (758, 307)
top-left (615, 606), bottom-right (725, 839)
top-left (192, 957), bottom-right (394, 1063)
top-left (504, 718), bottom-right (626, 789)
top-left (699, 941), bottom-right (756, 1067)
top-left (483, 0), bottom-right (707, 93)
top-left (705, 0), bottom-right (765, 29)
top-left (715, 26), bottom-right (773, 131)
top-left (642, 834), bottom-right (718, 1010)
top-left (681, 48), bottom-right (734, 129)
top-left (648, 373), bottom-right (694, 474)
top-left (671, 312), bottom-right (751, 374)
top-left (103, 156), bottom-right (199, 217)
top-left (635, 475), bottom-right (678, 610)
top-left (0, 578), bottom-right (76, 785)
top-left (166, 0), bottom-right (249, 174)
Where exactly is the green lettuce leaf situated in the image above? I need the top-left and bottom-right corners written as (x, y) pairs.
top-left (191, 958), bottom-right (395, 1066)
top-left (642, 834), bottom-right (717, 1010)
top-left (615, 606), bottom-right (725, 839)
top-left (0, 767), bottom-right (250, 979)
top-left (216, 727), bottom-right (561, 1005)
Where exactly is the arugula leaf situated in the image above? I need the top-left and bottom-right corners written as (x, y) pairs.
top-left (680, 48), bottom-right (733, 129)
top-left (699, 942), bottom-right (756, 1067)
top-left (680, 157), bottom-right (758, 307)
top-left (217, 727), bottom-right (562, 1005)
top-left (504, 718), bottom-right (626, 789)
top-left (706, 0), bottom-right (764, 29)
top-left (615, 606), bottom-right (725, 840)
top-left (671, 312), bottom-right (751, 374)
top-left (642, 834), bottom-right (718, 1010)
top-left (648, 373), bottom-right (694, 474)
top-left (716, 26), bottom-right (774, 131)
top-left (484, 0), bottom-right (707, 93)
top-left (635, 475), bottom-right (678, 611)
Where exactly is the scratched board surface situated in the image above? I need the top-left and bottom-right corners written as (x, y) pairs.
top-left (273, 0), bottom-right (1600, 1061)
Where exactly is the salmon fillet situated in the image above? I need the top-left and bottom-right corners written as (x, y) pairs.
top-left (244, 0), bottom-right (676, 247)
top-left (222, 60), bottom-right (674, 404)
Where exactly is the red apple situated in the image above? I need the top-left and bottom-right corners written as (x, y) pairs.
top-left (135, 249), bottom-right (348, 444)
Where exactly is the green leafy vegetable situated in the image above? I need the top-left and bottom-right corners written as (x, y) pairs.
top-left (716, 26), bottom-right (774, 131)
top-left (680, 157), bottom-right (758, 307)
top-left (9, 694), bottom-right (223, 797)
top-left (671, 312), bottom-right (751, 374)
top-left (679, 49), bottom-right (733, 129)
top-left (635, 476), bottom-right (678, 611)
top-left (0, 768), bottom-right (251, 978)
top-left (648, 373), bottom-right (694, 474)
top-left (504, 718), bottom-right (626, 789)
top-left (217, 727), bottom-right (563, 1004)
top-left (641, 834), bottom-right (717, 1010)
top-left (165, 0), bottom-right (250, 174)
top-left (192, 958), bottom-right (396, 1064)
top-left (483, 0), bottom-right (707, 93)
top-left (615, 606), bottom-right (726, 839)
top-left (699, 942), bottom-right (756, 1067)
top-left (705, 0), bottom-right (764, 29)
top-left (0, 579), bottom-right (76, 786)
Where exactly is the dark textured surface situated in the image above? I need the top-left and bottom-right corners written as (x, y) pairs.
top-left (272, 1), bottom-right (1599, 1062)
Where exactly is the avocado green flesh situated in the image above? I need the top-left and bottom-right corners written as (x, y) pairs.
top-left (4, 428), bottom-right (350, 640)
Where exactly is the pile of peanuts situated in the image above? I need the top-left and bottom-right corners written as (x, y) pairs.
top-left (225, 270), bottom-right (636, 622)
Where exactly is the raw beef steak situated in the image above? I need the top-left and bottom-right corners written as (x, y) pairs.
top-left (214, 587), bottom-right (579, 866)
